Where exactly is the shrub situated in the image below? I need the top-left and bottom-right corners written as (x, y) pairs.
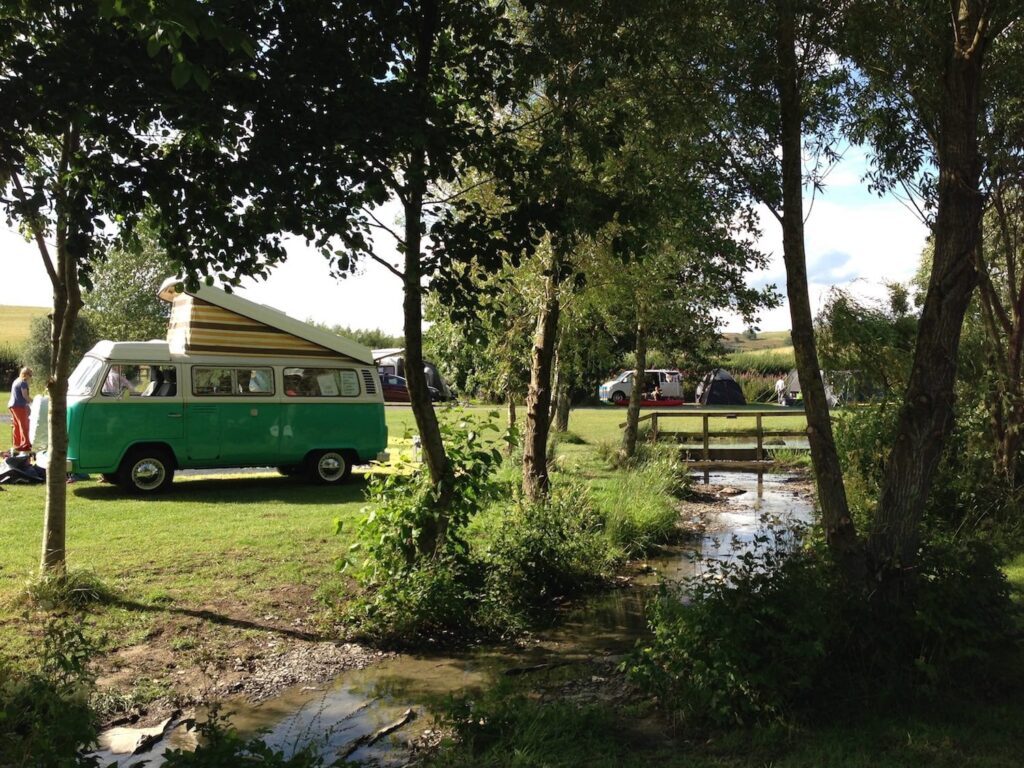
top-left (0, 343), bottom-right (20, 393)
top-left (343, 413), bottom-right (506, 646)
top-left (628, 531), bottom-right (1023, 727)
top-left (483, 484), bottom-right (614, 623)
top-left (0, 617), bottom-right (99, 767)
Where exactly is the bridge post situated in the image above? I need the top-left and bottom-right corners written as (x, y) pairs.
top-left (756, 414), bottom-right (763, 462)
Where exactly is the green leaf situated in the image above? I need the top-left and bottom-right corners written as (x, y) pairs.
top-left (171, 61), bottom-right (191, 89)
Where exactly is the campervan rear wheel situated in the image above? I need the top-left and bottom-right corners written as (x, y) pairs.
top-left (307, 450), bottom-right (352, 485)
top-left (118, 446), bottom-right (175, 493)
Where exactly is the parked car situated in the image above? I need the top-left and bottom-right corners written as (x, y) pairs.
top-left (598, 369), bottom-right (683, 403)
top-left (379, 373), bottom-right (442, 403)
top-left (380, 373), bottom-right (411, 402)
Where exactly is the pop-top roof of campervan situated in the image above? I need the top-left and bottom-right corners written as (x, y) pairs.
top-left (157, 278), bottom-right (373, 365)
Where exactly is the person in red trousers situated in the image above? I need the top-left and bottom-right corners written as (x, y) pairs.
top-left (8, 366), bottom-right (33, 453)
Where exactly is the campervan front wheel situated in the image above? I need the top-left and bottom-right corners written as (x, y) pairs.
top-left (611, 390), bottom-right (626, 404)
top-left (118, 446), bottom-right (175, 494)
top-left (307, 450), bottom-right (353, 485)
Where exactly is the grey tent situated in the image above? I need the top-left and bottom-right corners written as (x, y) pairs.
top-left (784, 368), bottom-right (842, 407)
top-left (696, 368), bottom-right (746, 405)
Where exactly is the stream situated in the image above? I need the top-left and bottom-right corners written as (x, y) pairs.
top-left (94, 472), bottom-right (815, 766)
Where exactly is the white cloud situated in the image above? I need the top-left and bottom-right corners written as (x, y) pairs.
top-left (722, 185), bottom-right (929, 332)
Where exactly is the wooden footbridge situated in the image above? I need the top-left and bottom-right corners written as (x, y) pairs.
top-left (620, 408), bottom-right (809, 471)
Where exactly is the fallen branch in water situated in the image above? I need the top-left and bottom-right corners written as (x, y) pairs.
top-left (504, 660), bottom-right (575, 676)
top-left (339, 707), bottom-right (416, 759)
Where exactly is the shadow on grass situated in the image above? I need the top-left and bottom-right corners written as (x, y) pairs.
top-left (71, 473), bottom-right (371, 505)
top-left (110, 597), bottom-right (326, 642)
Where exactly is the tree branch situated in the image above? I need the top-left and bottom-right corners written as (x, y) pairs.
top-left (10, 172), bottom-right (60, 288)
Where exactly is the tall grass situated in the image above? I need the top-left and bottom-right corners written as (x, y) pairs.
top-left (725, 350), bottom-right (795, 374)
top-left (590, 447), bottom-right (688, 556)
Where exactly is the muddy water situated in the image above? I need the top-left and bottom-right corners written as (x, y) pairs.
top-left (94, 472), bottom-right (815, 766)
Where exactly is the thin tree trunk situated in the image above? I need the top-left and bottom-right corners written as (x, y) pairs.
top-left (554, 384), bottom-right (571, 433)
top-left (403, 0), bottom-right (451, 556)
top-left (776, 0), bottom-right (859, 572)
top-left (506, 392), bottom-right (517, 455)
top-left (868, 2), bottom-right (988, 570)
top-left (522, 264), bottom-right (561, 501)
top-left (549, 344), bottom-right (563, 431)
top-left (41, 248), bottom-right (83, 573)
top-left (621, 316), bottom-right (647, 459)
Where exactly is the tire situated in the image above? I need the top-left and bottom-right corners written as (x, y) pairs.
top-left (611, 390), bottom-right (627, 404)
top-left (306, 450), bottom-right (352, 485)
top-left (118, 446), bottom-right (175, 493)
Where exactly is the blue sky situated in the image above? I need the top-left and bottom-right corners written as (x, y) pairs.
top-left (0, 147), bottom-right (929, 336)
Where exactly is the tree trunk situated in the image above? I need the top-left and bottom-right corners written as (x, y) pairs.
top-left (40, 247), bottom-right (82, 574)
top-left (400, 0), bottom-right (451, 556)
top-left (554, 384), bottom-right (571, 433)
top-left (549, 344), bottom-right (563, 431)
top-left (621, 317), bottom-right (647, 459)
top-left (522, 265), bottom-right (561, 501)
top-left (776, 0), bottom-right (860, 572)
top-left (403, 193), bottom-right (452, 553)
top-left (869, 5), bottom-right (988, 569)
top-left (506, 392), bottom-right (517, 455)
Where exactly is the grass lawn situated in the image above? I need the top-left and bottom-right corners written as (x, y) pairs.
top-left (0, 304), bottom-right (49, 347)
top-left (0, 404), bottom-right (805, 665)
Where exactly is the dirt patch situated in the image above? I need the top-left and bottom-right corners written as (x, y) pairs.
top-left (92, 584), bottom-right (394, 729)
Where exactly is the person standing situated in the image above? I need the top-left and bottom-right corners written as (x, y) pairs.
top-left (8, 367), bottom-right (33, 453)
top-left (775, 375), bottom-right (787, 406)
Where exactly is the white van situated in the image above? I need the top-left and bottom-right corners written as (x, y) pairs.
top-left (598, 369), bottom-right (683, 403)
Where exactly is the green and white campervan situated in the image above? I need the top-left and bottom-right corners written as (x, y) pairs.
top-left (65, 280), bottom-right (388, 493)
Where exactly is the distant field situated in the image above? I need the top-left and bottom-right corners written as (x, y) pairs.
top-left (0, 305), bottom-right (48, 347)
top-left (721, 329), bottom-right (792, 351)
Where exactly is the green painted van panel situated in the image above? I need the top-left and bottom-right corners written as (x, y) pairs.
top-left (72, 398), bottom-right (184, 472)
top-left (279, 402), bottom-right (387, 464)
top-left (67, 396), bottom-right (387, 473)
top-left (183, 402), bottom-right (281, 465)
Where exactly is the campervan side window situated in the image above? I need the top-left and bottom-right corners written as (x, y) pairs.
top-left (283, 367), bottom-right (360, 398)
top-left (192, 367), bottom-right (233, 396)
top-left (102, 365), bottom-right (141, 397)
top-left (192, 367), bottom-right (276, 397)
top-left (237, 368), bottom-right (275, 395)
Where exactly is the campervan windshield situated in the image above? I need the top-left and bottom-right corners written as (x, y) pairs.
top-left (68, 357), bottom-right (105, 396)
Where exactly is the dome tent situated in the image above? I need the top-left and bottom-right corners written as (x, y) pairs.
top-left (784, 368), bottom-right (841, 407)
top-left (696, 368), bottom-right (746, 405)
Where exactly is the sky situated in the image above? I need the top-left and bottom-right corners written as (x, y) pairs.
top-left (0, 147), bottom-right (929, 336)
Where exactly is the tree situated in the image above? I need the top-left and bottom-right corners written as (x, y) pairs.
top-left (84, 221), bottom-right (177, 342)
top-left (503, 0), bottom-right (774, 499)
top-left (0, 1), bottom-right (283, 575)
top-left (21, 315), bottom-right (98, 386)
top-left (644, 0), bottom-right (859, 566)
top-left (238, 0), bottom-right (531, 552)
top-left (844, 1), bottom-right (1021, 572)
top-left (816, 284), bottom-right (919, 398)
